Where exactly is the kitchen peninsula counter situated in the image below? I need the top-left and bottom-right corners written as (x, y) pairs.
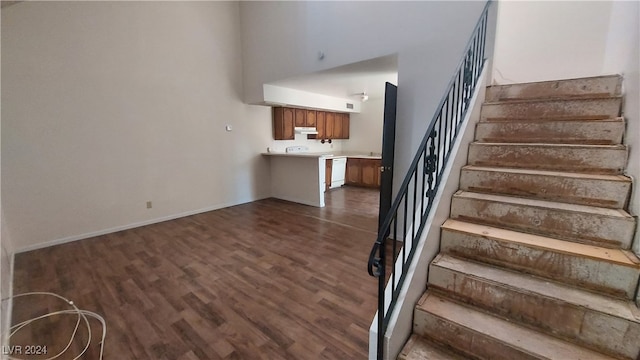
top-left (262, 151), bottom-right (382, 208)
top-left (262, 153), bottom-right (328, 207)
top-left (262, 151), bottom-right (381, 159)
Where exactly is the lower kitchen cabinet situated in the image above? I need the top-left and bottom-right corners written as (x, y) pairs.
top-left (325, 158), bottom-right (333, 192)
top-left (345, 158), bottom-right (381, 188)
top-left (361, 159), bottom-right (380, 187)
top-left (346, 158), bottom-right (361, 186)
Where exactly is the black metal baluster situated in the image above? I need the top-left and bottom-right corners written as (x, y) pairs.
top-left (421, 146), bottom-right (427, 217)
top-left (368, 3), bottom-right (491, 358)
top-left (403, 193), bottom-right (408, 260)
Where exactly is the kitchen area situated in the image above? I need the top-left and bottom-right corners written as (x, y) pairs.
top-left (262, 106), bottom-right (383, 208)
top-left (257, 54), bottom-right (397, 209)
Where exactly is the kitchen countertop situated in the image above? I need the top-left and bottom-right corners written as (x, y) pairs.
top-left (262, 151), bottom-right (382, 160)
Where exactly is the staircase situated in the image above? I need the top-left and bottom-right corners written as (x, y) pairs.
top-left (399, 75), bottom-right (640, 360)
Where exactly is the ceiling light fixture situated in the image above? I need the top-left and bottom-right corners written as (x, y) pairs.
top-left (359, 92), bottom-right (369, 102)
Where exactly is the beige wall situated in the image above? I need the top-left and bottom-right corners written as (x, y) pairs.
top-left (491, 1), bottom-right (612, 84)
top-left (241, 1), bottom-right (489, 214)
top-left (0, 8), bottom-right (12, 343)
top-left (343, 97), bottom-right (385, 155)
top-left (1, 209), bottom-right (11, 347)
top-left (491, 0), bottom-right (640, 257)
top-left (601, 1), bottom-right (640, 258)
top-left (2, 2), bottom-right (274, 252)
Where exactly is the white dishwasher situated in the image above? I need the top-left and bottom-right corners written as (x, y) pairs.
top-left (330, 158), bottom-right (347, 189)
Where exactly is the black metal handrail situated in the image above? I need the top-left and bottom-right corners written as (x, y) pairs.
top-left (367, 2), bottom-right (491, 358)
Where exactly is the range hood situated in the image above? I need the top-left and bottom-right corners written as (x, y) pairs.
top-left (294, 127), bottom-right (318, 135)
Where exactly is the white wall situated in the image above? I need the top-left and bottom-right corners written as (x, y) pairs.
top-left (600, 1), bottom-right (640, 259)
top-left (263, 85), bottom-right (362, 113)
top-left (266, 133), bottom-right (344, 154)
top-left (241, 1), bottom-right (488, 206)
top-left (491, 1), bottom-right (613, 84)
top-left (491, 0), bottom-right (640, 258)
top-left (0, 7), bottom-right (12, 345)
top-left (1, 2), bottom-right (275, 252)
top-left (0, 209), bottom-right (12, 349)
top-left (343, 97), bottom-right (385, 155)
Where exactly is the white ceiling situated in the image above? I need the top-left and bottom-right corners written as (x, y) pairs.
top-left (267, 54), bottom-right (398, 101)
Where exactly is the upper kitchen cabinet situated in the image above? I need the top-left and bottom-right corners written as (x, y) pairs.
top-left (294, 108), bottom-right (306, 127)
top-left (322, 112), bottom-right (350, 140)
top-left (334, 113), bottom-right (343, 138)
top-left (325, 112), bottom-right (335, 139)
top-left (306, 110), bottom-right (316, 127)
top-left (273, 107), bottom-right (295, 140)
top-left (272, 106), bottom-right (350, 141)
top-left (316, 111), bottom-right (326, 139)
top-left (341, 113), bottom-right (350, 139)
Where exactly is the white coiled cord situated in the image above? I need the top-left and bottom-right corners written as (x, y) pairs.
top-left (2, 292), bottom-right (106, 360)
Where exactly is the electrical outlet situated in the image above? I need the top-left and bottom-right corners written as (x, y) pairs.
top-left (146, 201), bottom-right (152, 209)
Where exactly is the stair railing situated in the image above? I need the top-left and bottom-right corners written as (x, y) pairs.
top-left (367, 2), bottom-right (491, 358)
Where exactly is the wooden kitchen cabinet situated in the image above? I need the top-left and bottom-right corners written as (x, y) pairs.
top-left (334, 113), bottom-right (344, 139)
top-left (342, 115), bottom-right (350, 139)
top-left (345, 158), bottom-right (362, 186)
top-left (361, 159), bottom-right (381, 187)
top-left (272, 106), bottom-right (350, 141)
top-left (273, 107), bottom-right (295, 140)
top-left (317, 111), bottom-right (350, 140)
top-left (329, 112), bottom-right (350, 140)
top-left (316, 111), bottom-right (326, 139)
top-left (306, 110), bottom-right (317, 127)
top-left (325, 112), bottom-right (335, 139)
top-left (345, 158), bottom-right (381, 188)
top-left (294, 108), bottom-right (306, 127)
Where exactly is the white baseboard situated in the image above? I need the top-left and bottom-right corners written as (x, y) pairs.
top-left (16, 197), bottom-right (268, 254)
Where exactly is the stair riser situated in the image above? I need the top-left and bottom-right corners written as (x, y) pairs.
top-left (481, 98), bottom-right (621, 120)
top-left (440, 229), bottom-right (640, 299)
top-left (429, 265), bottom-right (640, 359)
top-left (468, 143), bottom-right (627, 174)
top-left (451, 195), bottom-right (635, 249)
top-left (398, 335), bottom-right (467, 360)
top-left (459, 168), bottom-right (631, 209)
top-left (414, 310), bottom-right (541, 360)
top-left (485, 76), bottom-right (622, 102)
top-left (475, 120), bottom-right (624, 144)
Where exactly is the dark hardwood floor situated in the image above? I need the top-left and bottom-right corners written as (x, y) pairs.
top-left (11, 186), bottom-right (380, 359)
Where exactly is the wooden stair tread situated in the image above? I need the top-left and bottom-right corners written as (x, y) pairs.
top-left (432, 254), bottom-right (640, 323)
top-left (442, 219), bottom-right (640, 268)
top-left (485, 115), bottom-right (616, 121)
top-left (461, 165), bottom-right (631, 182)
top-left (483, 94), bottom-right (622, 105)
top-left (478, 116), bottom-right (624, 124)
top-left (471, 142), bottom-right (627, 149)
top-left (399, 334), bottom-right (467, 360)
top-left (489, 93), bottom-right (614, 102)
top-left (486, 74), bottom-right (621, 87)
top-left (454, 190), bottom-right (632, 219)
top-left (417, 292), bottom-right (619, 360)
